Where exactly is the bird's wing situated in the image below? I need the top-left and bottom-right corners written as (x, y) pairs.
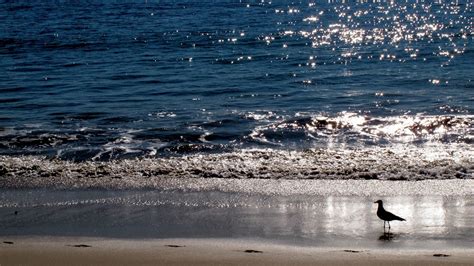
top-left (385, 211), bottom-right (405, 221)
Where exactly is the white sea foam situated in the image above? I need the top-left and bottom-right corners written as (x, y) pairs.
top-left (1, 142), bottom-right (472, 190)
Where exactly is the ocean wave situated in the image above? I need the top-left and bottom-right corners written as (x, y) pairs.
top-left (250, 113), bottom-right (473, 145)
top-left (0, 113), bottom-right (472, 161)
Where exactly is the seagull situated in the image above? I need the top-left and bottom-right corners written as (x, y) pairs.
top-left (374, 200), bottom-right (405, 230)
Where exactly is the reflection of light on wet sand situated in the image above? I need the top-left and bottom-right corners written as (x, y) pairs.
top-left (322, 197), bottom-right (370, 237)
top-left (448, 199), bottom-right (467, 229)
top-left (254, 195), bottom-right (473, 243)
top-left (414, 197), bottom-right (447, 235)
top-left (1, 189), bottom-right (473, 248)
top-left (324, 197), bottom-right (336, 234)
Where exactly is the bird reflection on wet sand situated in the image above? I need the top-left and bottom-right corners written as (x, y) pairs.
top-left (379, 232), bottom-right (400, 241)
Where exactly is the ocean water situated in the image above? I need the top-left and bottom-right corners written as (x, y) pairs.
top-left (1, 0), bottom-right (473, 183)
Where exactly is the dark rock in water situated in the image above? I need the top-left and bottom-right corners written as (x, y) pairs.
top-left (433, 254), bottom-right (450, 257)
top-left (165, 244), bottom-right (185, 248)
top-left (244, 249), bottom-right (263, 253)
top-left (3, 241), bottom-right (14, 244)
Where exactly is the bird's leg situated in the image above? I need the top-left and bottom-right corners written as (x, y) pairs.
top-left (388, 222), bottom-right (391, 230)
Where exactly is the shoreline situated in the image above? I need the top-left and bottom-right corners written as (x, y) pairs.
top-left (1, 178), bottom-right (473, 196)
top-left (1, 237), bottom-right (473, 266)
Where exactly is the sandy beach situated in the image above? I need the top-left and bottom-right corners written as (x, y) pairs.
top-left (1, 237), bottom-right (473, 266)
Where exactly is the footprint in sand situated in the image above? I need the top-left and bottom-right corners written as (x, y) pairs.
top-left (67, 244), bottom-right (91, 248)
top-left (244, 249), bottom-right (263, 253)
top-left (165, 245), bottom-right (185, 248)
top-left (343, 250), bottom-right (362, 253)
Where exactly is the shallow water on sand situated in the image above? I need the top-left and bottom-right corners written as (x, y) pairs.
top-left (1, 189), bottom-right (473, 249)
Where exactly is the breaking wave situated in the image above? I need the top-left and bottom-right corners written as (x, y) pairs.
top-left (0, 113), bottom-right (473, 161)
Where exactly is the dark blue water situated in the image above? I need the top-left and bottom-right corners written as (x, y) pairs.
top-left (1, 1), bottom-right (473, 164)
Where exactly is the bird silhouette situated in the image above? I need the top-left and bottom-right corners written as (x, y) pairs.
top-left (374, 200), bottom-right (405, 230)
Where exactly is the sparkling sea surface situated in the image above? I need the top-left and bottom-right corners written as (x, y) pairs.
top-left (1, 0), bottom-right (473, 183)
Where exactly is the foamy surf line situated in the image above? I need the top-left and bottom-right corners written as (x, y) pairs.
top-left (1, 144), bottom-right (473, 189)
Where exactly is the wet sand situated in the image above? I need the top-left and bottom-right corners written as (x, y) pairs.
top-left (1, 237), bottom-right (473, 266)
top-left (1, 179), bottom-right (473, 265)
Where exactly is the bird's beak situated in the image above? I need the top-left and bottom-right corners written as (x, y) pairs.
top-left (373, 201), bottom-right (377, 203)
